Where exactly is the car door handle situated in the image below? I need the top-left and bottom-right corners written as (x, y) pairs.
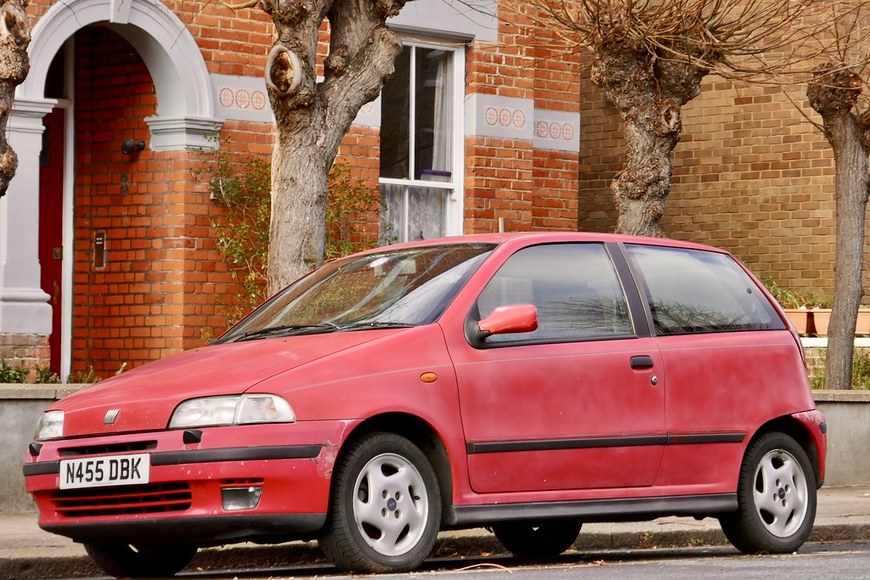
top-left (630, 355), bottom-right (655, 369)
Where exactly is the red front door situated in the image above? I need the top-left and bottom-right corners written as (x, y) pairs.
top-left (39, 108), bottom-right (65, 376)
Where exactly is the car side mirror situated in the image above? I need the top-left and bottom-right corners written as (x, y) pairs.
top-left (477, 303), bottom-right (538, 337)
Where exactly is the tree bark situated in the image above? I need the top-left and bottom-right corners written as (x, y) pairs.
top-left (808, 68), bottom-right (870, 390)
top-left (261, 0), bottom-right (405, 292)
top-left (0, 0), bottom-right (31, 197)
top-left (592, 40), bottom-right (707, 237)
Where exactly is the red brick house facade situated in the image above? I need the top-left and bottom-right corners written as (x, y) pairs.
top-left (0, 0), bottom-right (584, 379)
top-left (0, 1), bottom-right (859, 380)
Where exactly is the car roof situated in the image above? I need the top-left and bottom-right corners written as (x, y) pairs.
top-left (370, 232), bottom-right (729, 255)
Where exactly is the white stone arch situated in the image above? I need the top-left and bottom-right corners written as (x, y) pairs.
top-left (19, 0), bottom-right (222, 149)
top-left (0, 0), bottom-right (223, 361)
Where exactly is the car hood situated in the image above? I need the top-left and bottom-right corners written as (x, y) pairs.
top-left (52, 330), bottom-right (405, 437)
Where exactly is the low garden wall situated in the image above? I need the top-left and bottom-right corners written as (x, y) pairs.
top-left (1, 384), bottom-right (84, 511)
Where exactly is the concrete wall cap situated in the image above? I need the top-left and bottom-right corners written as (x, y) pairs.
top-left (0, 384), bottom-right (89, 400)
top-left (813, 390), bottom-right (870, 403)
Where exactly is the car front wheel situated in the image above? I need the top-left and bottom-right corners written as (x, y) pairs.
top-left (719, 431), bottom-right (816, 553)
top-left (84, 543), bottom-right (197, 578)
top-left (319, 432), bottom-right (441, 572)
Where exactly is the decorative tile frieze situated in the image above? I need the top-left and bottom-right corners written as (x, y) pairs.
top-left (465, 94), bottom-right (533, 141)
top-left (465, 94), bottom-right (580, 152)
top-left (211, 74), bottom-right (274, 123)
top-left (532, 109), bottom-right (580, 153)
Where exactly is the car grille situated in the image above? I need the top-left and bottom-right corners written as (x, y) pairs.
top-left (50, 482), bottom-right (192, 517)
top-left (58, 441), bottom-right (157, 457)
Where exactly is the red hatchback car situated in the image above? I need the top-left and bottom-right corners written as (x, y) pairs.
top-left (24, 233), bottom-right (826, 577)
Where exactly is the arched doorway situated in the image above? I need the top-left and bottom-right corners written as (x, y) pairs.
top-left (5, 0), bottom-right (221, 379)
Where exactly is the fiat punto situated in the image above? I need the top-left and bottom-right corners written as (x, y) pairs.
top-left (24, 233), bottom-right (826, 577)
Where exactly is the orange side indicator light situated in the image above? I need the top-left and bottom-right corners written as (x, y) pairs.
top-left (420, 372), bottom-right (438, 383)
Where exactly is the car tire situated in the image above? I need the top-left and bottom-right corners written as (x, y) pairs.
top-left (319, 432), bottom-right (441, 572)
top-left (84, 543), bottom-right (197, 578)
top-left (492, 520), bottom-right (582, 558)
top-left (719, 431), bottom-right (816, 554)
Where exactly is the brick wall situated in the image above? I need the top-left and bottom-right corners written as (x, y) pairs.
top-left (332, 125), bottom-right (381, 250)
top-left (0, 335), bottom-right (50, 376)
top-left (464, 9), bottom-right (580, 234)
top-left (166, 0), bottom-right (274, 78)
top-left (464, 138), bottom-right (535, 233)
top-left (62, 4), bottom-right (585, 378)
top-left (531, 29), bottom-right (580, 231)
top-left (578, 67), bottom-right (869, 298)
top-left (72, 28), bottom-right (272, 376)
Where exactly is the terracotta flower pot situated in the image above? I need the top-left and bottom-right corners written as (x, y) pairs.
top-left (813, 309), bottom-right (831, 336)
top-left (784, 309), bottom-right (812, 335)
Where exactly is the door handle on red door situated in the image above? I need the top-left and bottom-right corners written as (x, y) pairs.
top-left (630, 355), bottom-right (654, 369)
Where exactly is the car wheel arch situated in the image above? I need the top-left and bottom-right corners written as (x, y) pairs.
top-left (744, 416), bottom-right (822, 488)
top-left (329, 412), bottom-right (454, 525)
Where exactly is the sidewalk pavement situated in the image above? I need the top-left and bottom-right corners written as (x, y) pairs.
top-left (3, 485), bottom-right (869, 579)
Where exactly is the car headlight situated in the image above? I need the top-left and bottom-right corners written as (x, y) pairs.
top-left (34, 410), bottom-right (64, 441)
top-left (169, 394), bottom-right (296, 429)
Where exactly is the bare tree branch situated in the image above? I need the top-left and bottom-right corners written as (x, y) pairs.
top-left (219, 0), bottom-right (260, 10)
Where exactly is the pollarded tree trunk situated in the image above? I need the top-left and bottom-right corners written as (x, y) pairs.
top-left (0, 0), bottom-right (31, 197)
top-left (260, 0), bottom-right (406, 293)
top-left (807, 67), bottom-right (870, 390)
top-left (592, 40), bottom-right (710, 237)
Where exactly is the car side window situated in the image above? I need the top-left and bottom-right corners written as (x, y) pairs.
top-left (625, 244), bottom-right (785, 335)
top-left (476, 244), bottom-right (634, 344)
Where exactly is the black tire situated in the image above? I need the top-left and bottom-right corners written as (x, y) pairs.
top-left (319, 432), bottom-right (441, 572)
top-left (84, 543), bottom-right (197, 578)
top-left (719, 431), bottom-right (817, 554)
top-left (492, 520), bottom-right (582, 559)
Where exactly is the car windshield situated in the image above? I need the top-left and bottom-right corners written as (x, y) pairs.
top-left (219, 243), bottom-right (496, 342)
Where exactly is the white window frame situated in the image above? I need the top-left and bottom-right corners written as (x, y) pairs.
top-left (379, 40), bottom-right (465, 243)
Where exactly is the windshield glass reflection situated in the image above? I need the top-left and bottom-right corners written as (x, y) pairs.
top-left (219, 243), bottom-right (495, 342)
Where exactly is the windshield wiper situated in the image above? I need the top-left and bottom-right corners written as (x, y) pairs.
top-left (233, 323), bottom-right (340, 342)
top-left (338, 322), bottom-right (417, 331)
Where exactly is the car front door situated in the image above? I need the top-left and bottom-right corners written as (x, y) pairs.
top-left (449, 243), bottom-right (666, 494)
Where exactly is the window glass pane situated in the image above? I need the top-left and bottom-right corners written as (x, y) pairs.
top-left (476, 244), bottom-right (634, 343)
top-left (379, 43), bottom-right (457, 244)
top-left (416, 48), bottom-right (452, 181)
top-left (407, 186), bottom-right (446, 241)
top-left (379, 182), bottom-right (404, 246)
top-left (379, 183), bottom-right (447, 244)
top-left (625, 245), bottom-right (785, 335)
top-left (380, 48), bottom-right (411, 179)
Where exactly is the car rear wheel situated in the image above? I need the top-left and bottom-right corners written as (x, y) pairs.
top-left (719, 431), bottom-right (816, 553)
top-left (319, 432), bottom-right (441, 572)
top-left (84, 542), bottom-right (197, 578)
top-left (492, 521), bottom-right (582, 558)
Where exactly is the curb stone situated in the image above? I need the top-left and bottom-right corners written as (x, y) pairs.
top-left (2, 524), bottom-right (868, 579)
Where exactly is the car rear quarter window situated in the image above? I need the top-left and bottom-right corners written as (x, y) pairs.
top-left (476, 243), bottom-right (634, 343)
top-left (625, 244), bottom-right (785, 335)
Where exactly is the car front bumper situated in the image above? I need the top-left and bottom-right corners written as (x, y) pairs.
top-left (23, 420), bottom-right (351, 545)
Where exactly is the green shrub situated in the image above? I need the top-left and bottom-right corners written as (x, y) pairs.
top-left (195, 142), bottom-right (378, 329)
top-left (762, 277), bottom-right (830, 309)
top-left (33, 364), bottom-right (61, 384)
top-left (809, 349), bottom-right (870, 390)
top-left (0, 360), bottom-right (114, 384)
top-left (0, 360), bottom-right (29, 383)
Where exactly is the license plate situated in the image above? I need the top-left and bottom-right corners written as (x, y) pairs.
top-left (60, 453), bottom-right (150, 490)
